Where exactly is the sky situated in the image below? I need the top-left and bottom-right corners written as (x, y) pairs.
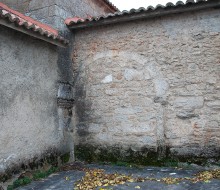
top-left (110, 0), bottom-right (179, 11)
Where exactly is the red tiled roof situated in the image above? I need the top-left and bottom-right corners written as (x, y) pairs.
top-left (0, 3), bottom-right (68, 46)
top-left (65, 0), bottom-right (215, 29)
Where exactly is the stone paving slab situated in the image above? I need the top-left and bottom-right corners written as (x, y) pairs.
top-left (18, 164), bottom-right (220, 190)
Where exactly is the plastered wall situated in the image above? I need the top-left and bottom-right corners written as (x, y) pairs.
top-left (0, 26), bottom-right (71, 175)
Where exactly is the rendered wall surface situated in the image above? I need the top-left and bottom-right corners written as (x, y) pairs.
top-left (0, 26), bottom-right (71, 175)
top-left (72, 8), bottom-right (220, 162)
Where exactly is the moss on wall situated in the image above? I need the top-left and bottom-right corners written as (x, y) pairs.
top-left (75, 144), bottom-right (220, 167)
top-left (75, 145), bottom-right (168, 166)
top-left (0, 151), bottom-right (71, 183)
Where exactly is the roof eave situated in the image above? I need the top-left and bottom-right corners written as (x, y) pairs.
top-left (68, 0), bottom-right (220, 30)
top-left (0, 19), bottom-right (68, 48)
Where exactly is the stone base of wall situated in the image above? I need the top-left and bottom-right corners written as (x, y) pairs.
top-left (75, 144), bottom-right (220, 166)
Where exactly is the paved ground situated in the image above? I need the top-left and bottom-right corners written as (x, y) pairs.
top-left (18, 164), bottom-right (220, 190)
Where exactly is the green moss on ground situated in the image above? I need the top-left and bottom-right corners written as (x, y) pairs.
top-left (7, 167), bottom-right (59, 190)
top-left (60, 152), bottom-right (70, 164)
top-left (5, 152), bottom-right (70, 190)
top-left (7, 177), bottom-right (32, 190)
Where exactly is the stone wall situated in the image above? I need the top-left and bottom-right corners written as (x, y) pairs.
top-left (0, 26), bottom-right (72, 177)
top-left (72, 8), bottom-right (220, 163)
top-left (0, 0), bottom-right (31, 13)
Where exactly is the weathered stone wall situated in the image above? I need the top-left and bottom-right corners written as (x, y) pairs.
top-left (0, 26), bottom-right (72, 176)
top-left (0, 0), bottom-right (31, 13)
top-left (73, 8), bottom-right (220, 163)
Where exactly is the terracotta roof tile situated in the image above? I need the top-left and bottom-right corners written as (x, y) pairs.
top-left (0, 3), bottom-right (68, 46)
top-left (66, 0), bottom-right (216, 29)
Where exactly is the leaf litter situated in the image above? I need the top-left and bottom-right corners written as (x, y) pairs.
top-left (74, 168), bottom-right (220, 190)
